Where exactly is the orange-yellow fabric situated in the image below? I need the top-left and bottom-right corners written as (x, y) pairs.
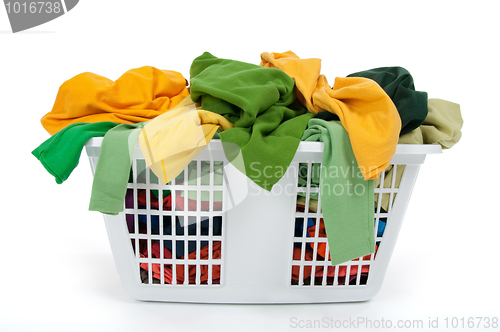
top-left (138, 96), bottom-right (234, 185)
top-left (41, 66), bottom-right (189, 135)
top-left (260, 51), bottom-right (401, 180)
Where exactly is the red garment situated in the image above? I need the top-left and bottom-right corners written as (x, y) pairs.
top-left (296, 203), bottom-right (378, 260)
top-left (173, 192), bottom-right (222, 212)
top-left (307, 218), bottom-right (328, 258)
top-left (136, 189), bottom-right (222, 212)
top-left (291, 245), bottom-right (378, 281)
top-left (140, 240), bottom-right (221, 284)
top-left (137, 190), bottom-right (172, 210)
top-left (295, 202), bottom-right (328, 257)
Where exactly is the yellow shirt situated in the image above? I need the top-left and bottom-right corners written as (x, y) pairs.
top-left (260, 51), bottom-right (401, 180)
top-left (41, 66), bottom-right (189, 135)
top-left (138, 96), bottom-right (234, 185)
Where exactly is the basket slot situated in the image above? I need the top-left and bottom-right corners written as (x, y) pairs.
top-left (290, 160), bottom-right (385, 287)
top-left (121, 158), bottom-right (225, 286)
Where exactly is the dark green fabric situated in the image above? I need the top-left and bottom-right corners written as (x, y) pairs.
top-left (32, 122), bottom-right (118, 184)
top-left (347, 67), bottom-right (428, 135)
top-left (190, 52), bottom-right (314, 191)
top-left (314, 111), bottom-right (340, 122)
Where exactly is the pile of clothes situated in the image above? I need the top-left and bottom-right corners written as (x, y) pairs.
top-left (33, 51), bottom-right (463, 269)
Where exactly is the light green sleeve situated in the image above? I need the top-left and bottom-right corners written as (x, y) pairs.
top-left (89, 123), bottom-right (145, 215)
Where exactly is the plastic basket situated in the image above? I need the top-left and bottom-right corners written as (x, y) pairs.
top-left (85, 137), bottom-right (441, 303)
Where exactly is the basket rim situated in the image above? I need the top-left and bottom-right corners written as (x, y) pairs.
top-left (85, 137), bottom-right (443, 155)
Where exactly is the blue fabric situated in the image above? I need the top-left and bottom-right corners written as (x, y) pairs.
top-left (377, 218), bottom-right (387, 237)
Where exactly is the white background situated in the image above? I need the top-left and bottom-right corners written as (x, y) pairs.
top-left (1, 1), bottom-right (499, 331)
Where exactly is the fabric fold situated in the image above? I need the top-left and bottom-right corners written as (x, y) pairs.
top-left (301, 118), bottom-right (375, 266)
top-left (260, 51), bottom-right (401, 180)
top-left (398, 98), bottom-right (463, 148)
top-left (347, 66), bottom-right (428, 135)
top-left (189, 52), bottom-right (314, 191)
top-left (32, 122), bottom-right (118, 184)
top-left (138, 96), bottom-right (234, 185)
top-left (89, 122), bottom-right (145, 215)
top-left (41, 66), bottom-right (189, 135)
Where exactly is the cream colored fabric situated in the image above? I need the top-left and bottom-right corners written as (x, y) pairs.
top-left (375, 98), bottom-right (463, 211)
top-left (398, 98), bottom-right (463, 148)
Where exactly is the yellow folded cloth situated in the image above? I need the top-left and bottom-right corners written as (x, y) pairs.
top-left (138, 97), bottom-right (234, 185)
top-left (260, 51), bottom-right (401, 180)
top-left (41, 66), bottom-right (189, 135)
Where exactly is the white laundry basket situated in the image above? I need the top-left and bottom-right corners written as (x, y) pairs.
top-left (85, 137), bottom-right (441, 303)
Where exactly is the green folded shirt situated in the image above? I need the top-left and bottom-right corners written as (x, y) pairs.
top-left (190, 52), bottom-right (314, 191)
